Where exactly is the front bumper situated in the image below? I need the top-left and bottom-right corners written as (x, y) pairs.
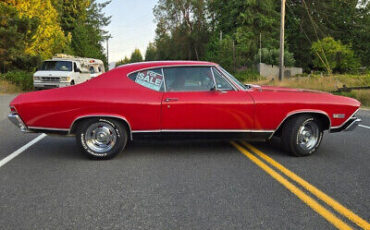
top-left (8, 113), bottom-right (27, 132)
top-left (330, 116), bottom-right (362, 133)
top-left (33, 82), bottom-right (70, 89)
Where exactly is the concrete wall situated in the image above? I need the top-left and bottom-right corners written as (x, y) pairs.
top-left (257, 63), bottom-right (303, 79)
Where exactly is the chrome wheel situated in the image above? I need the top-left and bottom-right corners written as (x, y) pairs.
top-left (297, 121), bottom-right (320, 151)
top-left (84, 122), bottom-right (117, 153)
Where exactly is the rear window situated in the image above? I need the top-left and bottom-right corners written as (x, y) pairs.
top-left (128, 68), bottom-right (164, 92)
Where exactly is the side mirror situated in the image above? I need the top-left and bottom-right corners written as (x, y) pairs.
top-left (210, 84), bottom-right (217, 91)
top-left (75, 68), bottom-right (81, 73)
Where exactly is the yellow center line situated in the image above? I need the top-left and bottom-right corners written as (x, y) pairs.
top-left (230, 141), bottom-right (353, 230)
top-left (241, 141), bottom-right (370, 230)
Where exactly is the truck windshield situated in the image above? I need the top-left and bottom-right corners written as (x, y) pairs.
top-left (40, 61), bottom-right (72, 71)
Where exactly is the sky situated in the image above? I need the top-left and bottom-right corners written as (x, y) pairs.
top-left (98, 0), bottom-right (158, 63)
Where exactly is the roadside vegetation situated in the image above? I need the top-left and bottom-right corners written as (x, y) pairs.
top-left (0, 0), bottom-right (111, 73)
top-left (248, 73), bottom-right (370, 107)
top-left (0, 71), bottom-right (33, 92)
top-left (0, 79), bottom-right (22, 94)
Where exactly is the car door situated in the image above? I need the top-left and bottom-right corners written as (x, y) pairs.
top-left (161, 66), bottom-right (255, 131)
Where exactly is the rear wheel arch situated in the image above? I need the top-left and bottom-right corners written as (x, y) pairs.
top-left (273, 111), bottom-right (331, 137)
top-left (70, 115), bottom-right (132, 140)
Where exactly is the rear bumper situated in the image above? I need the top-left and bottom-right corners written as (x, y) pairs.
top-left (330, 117), bottom-right (361, 133)
top-left (8, 113), bottom-right (27, 132)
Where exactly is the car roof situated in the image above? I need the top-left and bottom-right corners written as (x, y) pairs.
top-left (116, 60), bottom-right (217, 70)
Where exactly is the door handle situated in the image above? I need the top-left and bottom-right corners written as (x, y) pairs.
top-left (165, 98), bottom-right (179, 102)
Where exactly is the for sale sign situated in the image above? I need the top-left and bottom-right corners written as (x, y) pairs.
top-left (135, 70), bottom-right (163, 91)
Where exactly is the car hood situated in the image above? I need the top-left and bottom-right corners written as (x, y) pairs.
top-left (257, 85), bottom-right (330, 94)
top-left (34, 71), bottom-right (72, 77)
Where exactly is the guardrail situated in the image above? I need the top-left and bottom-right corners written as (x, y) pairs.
top-left (334, 85), bottom-right (370, 93)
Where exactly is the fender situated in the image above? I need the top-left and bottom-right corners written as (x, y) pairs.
top-left (69, 114), bottom-right (133, 140)
top-left (269, 109), bottom-right (331, 139)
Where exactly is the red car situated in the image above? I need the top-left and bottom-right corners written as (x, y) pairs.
top-left (8, 61), bottom-right (361, 159)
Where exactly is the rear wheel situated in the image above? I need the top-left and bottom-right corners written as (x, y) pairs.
top-left (76, 118), bottom-right (128, 159)
top-left (282, 115), bottom-right (323, 157)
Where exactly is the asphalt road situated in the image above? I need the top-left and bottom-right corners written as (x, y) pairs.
top-left (0, 95), bottom-right (369, 229)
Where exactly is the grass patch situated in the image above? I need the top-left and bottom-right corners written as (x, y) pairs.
top-left (248, 74), bottom-right (370, 107)
top-left (0, 71), bottom-right (33, 91)
top-left (0, 79), bottom-right (22, 94)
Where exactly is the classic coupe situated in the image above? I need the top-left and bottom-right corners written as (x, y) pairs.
top-left (8, 61), bottom-right (361, 159)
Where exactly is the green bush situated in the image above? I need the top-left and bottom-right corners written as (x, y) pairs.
top-left (233, 69), bottom-right (262, 83)
top-left (0, 71), bottom-right (33, 91)
top-left (311, 37), bottom-right (360, 73)
top-left (254, 48), bottom-right (295, 67)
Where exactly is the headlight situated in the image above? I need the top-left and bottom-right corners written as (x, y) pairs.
top-left (60, 77), bottom-right (71, 82)
top-left (33, 76), bottom-right (40, 81)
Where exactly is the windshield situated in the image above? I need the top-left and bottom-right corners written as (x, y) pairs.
top-left (218, 66), bottom-right (247, 90)
top-left (40, 61), bottom-right (72, 71)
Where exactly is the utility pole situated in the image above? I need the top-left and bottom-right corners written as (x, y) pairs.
top-left (259, 33), bottom-right (262, 64)
top-left (106, 36), bottom-right (109, 64)
top-left (279, 0), bottom-right (286, 81)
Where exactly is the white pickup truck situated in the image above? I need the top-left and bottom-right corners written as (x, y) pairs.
top-left (33, 54), bottom-right (105, 90)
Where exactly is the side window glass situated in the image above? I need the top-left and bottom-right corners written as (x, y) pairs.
top-left (164, 67), bottom-right (214, 92)
top-left (212, 67), bottom-right (234, 91)
top-left (128, 68), bottom-right (164, 92)
top-left (89, 66), bottom-right (95, 74)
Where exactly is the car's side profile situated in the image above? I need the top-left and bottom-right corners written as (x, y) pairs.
top-left (9, 61), bottom-right (361, 159)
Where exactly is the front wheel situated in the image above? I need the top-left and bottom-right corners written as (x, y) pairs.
top-left (282, 115), bottom-right (323, 157)
top-left (76, 118), bottom-right (128, 159)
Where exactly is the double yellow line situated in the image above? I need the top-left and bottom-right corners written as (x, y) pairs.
top-left (231, 141), bottom-right (370, 230)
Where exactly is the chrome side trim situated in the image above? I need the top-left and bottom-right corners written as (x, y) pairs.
top-left (126, 64), bottom-right (217, 81)
top-left (211, 67), bottom-right (238, 91)
top-left (69, 115), bottom-right (133, 140)
top-left (330, 108), bottom-right (360, 130)
top-left (132, 130), bottom-right (161, 133)
top-left (269, 110), bottom-right (332, 139)
top-left (28, 126), bottom-right (69, 132)
top-left (215, 66), bottom-right (245, 91)
top-left (132, 129), bottom-right (274, 133)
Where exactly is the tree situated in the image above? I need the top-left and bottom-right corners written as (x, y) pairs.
top-left (9, 0), bottom-right (71, 59)
top-left (145, 42), bottom-right (157, 61)
top-left (69, 0), bottom-right (111, 67)
top-left (153, 0), bottom-right (210, 60)
top-left (0, 2), bottom-right (40, 72)
top-left (286, 0), bottom-right (369, 70)
top-left (130, 49), bottom-right (143, 63)
top-left (253, 48), bottom-right (295, 67)
top-left (59, 0), bottom-right (90, 35)
top-left (208, 0), bottom-right (280, 67)
top-left (116, 56), bottom-right (130, 66)
top-left (205, 35), bottom-right (234, 72)
top-left (311, 37), bottom-right (360, 73)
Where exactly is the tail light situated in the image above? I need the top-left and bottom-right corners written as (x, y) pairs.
top-left (10, 106), bottom-right (17, 114)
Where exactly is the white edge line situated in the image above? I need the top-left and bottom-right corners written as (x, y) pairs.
top-left (0, 133), bottom-right (47, 168)
top-left (359, 124), bottom-right (370, 130)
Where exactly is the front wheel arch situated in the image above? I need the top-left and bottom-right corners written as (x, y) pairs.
top-left (272, 112), bottom-right (330, 138)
